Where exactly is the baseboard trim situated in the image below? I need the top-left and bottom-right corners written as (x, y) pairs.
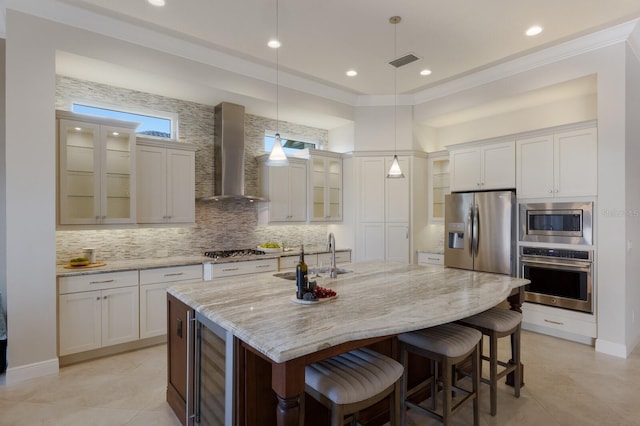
top-left (595, 338), bottom-right (629, 358)
top-left (59, 335), bottom-right (166, 367)
top-left (4, 358), bottom-right (59, 385)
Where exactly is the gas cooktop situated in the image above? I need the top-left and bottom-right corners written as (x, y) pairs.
top-left (203, 249), bottom-right (265, 259)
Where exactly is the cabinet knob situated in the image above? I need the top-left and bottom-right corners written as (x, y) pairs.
top-left (96, 296), bottom-right (101, 301)
top-left (549, 189), bottom-right (553, 193)
top-left (103, 296), bottom-right (107, 300)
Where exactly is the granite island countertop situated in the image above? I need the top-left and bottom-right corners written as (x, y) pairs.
top-left (167, 261), bottom-right (529, 363)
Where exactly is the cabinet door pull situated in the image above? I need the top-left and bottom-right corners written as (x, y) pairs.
top-left (222, 267), bottom-right (239, 272)
top-left (256, 264), bottom-right (270, 269)
top-left (544, 319), bottom-right (564, 325)
top-left (164, 272), bottom-right (185, 277)
top-left (90, 279), bottom-right (115, 284)
top-left (177, 318), bottom-right (183, 338)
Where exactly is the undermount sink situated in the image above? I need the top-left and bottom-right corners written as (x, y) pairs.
top-left (273, 268), bottom-right (352, 280)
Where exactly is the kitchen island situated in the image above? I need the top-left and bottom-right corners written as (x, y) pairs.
top-left (167, 261), bottom-right (528, 425)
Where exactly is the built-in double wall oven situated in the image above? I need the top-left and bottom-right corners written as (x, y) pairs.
top-left (519, 201), bottom-right (594, 314)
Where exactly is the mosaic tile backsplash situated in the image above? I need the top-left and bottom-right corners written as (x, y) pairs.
top-left (56, 76), bottom-right (330, 263)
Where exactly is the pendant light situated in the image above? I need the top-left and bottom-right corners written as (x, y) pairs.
top-left (265, 0), bottom-right (289, 167)
top-left (387, 15), bottom-right (404, 179)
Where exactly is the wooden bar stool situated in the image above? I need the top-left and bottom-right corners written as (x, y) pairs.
top-left (458, 307), bottom-right (522, 416)
top-left (305, 347), bottom-right (404, 426)
top-left (399, 323), bottom-right (482, 426)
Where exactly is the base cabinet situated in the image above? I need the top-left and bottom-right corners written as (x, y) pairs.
top-left (140, 265), bottom-right (203, 339)
top-left (58, 271), bottom-right (139, 356)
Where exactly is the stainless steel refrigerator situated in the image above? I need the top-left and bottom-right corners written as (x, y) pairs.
top-left (444, 190), bottom-right (516, 276)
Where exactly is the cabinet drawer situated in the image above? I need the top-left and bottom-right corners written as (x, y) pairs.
top-left (280, 255), bottom-right (302, 270)
top-left (140, 264), bottom-right (202, 285)
top-left (211, 258), bottom-right (278, 278)
top-left (522, 303), bottom-right (596, 338)
top-left (317, 251), bottom-right (351, 265)
top-left (59, 270), bottom-right (139, 294)
top-left (417, 252), bottom-right (444, 266)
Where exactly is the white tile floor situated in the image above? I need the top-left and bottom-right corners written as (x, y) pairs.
top-left (1, 330), bottom-right (640, 425)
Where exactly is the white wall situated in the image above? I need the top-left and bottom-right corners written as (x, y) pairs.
top-left (624, 43), bottom-right (640, 349)
top-left (5, 11), bottom-right (59, 381)
top-left (354, 105), bottom-right (412, 151)
top-left (0, 38), bottom-right (6, 325)
top-left (327, 123), bottom-right (355, 153)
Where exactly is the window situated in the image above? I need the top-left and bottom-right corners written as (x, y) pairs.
top-left (264, 133), bottom-right (317, 155)
top-left (71, 102), bottom-right (177, 140)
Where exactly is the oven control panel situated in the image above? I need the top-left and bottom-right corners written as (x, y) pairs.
top-left (520, 246), bottom-right (592, 261)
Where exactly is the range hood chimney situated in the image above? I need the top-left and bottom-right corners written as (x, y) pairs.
top-left (200, 102), bottom-right (267, 201)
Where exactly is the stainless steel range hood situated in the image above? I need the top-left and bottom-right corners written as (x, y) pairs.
top-left (200, 102), bottom-right (267, 201)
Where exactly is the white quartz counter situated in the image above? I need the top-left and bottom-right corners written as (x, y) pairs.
top-left (168, 261), bottom-right (529, 363)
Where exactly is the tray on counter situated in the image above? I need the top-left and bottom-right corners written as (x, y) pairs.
top-left (63, 262), bottom-right (107, 269)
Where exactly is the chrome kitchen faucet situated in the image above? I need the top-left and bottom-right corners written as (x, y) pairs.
top-left (327, 232), bottom-right (337, 278)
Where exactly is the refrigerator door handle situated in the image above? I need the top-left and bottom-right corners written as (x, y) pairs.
top-left (467, 206), bottom-right (474, 256)
top-left (472, 204), bottom-right (479, 257)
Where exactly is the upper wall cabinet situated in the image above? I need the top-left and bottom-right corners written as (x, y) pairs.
top-left (428, 152), bottom-right (450, 223)
top-left (449, 141), bottom-right (515, 192)
top-left (309, 151), bottom-right (342, 222)
top-left (258, 156), bottom-right (308, 223)
top-left (136, 138), bottom-right (196, 224)
top-left (57, 111), bottom-right (138, 226)
top-left (517, 127), bottom-right (597, 199)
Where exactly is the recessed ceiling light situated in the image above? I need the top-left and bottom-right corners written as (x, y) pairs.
top-left (420, 69), bottom-right (432, 76)
top-left (525, 25), bottom-right (543, 36)
top-left (268, 39), bottom-right (281, 49)
top-left (346, 70), bottom-right (358, 77)
top-left (147, 0), bottom-right (166, 6)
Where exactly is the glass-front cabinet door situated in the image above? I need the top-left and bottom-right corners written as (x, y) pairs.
top-left (428, 154), bottom-right (450, 223)
top-left (102, 125), bottom-right (134, 223)
top-left (309, 152), bottom-right (342, 222)
top-left (58, 112), bottom-right (137, 226)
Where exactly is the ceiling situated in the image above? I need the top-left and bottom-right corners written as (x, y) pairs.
top-left (57, 0), bottom-right (640, 96)
top-left (10, 0), bottom-right (640, 129)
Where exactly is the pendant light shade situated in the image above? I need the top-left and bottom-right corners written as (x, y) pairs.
top-left (265, 133), bottom-right (289, 166)
top-left (267, 0), bottom-right (288, 166)
top-left (387, 15), bottom-right (405, 179)
top-left (387, 154), bottom-right (405, 178)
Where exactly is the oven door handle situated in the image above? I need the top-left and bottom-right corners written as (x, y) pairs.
top-left (521, 259), bottom-right (591, 271)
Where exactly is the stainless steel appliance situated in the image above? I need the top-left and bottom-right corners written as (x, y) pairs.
top-left (520, 246), bottom-right (593, 313)
top-left (445, 190), bottom-right (516, 275)
top-left (519, 201), bottom-right (593, 245)
top-left (187, 311), bottom-right (237, 426)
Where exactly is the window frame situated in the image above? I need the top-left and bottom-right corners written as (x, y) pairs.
top-left (70, 99), bottom-right (179, 141)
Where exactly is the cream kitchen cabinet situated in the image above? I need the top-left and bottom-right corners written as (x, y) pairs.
top-left (309, 151), bottom-right (342, 222)
top-left (58, 270), bottom-right (139, 356)
top-left (57, 111), bottom-right (138, 226)
top-left (258, 156), bottom-right (307, 223)
top-left (449, 141), bottom-right (515, 192)
top-left (517, 127), bottom-right (597, 199)
top-left (207, 258), bottom-right (278, 279)
top-left (428, 152), bottom-right (450, 224)
top-left (356, 156), bottom-right (410, 263)
top-left (136, 138), bottom-right (196, 224)
top-left (139, 265), bottom-right (202, 339)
